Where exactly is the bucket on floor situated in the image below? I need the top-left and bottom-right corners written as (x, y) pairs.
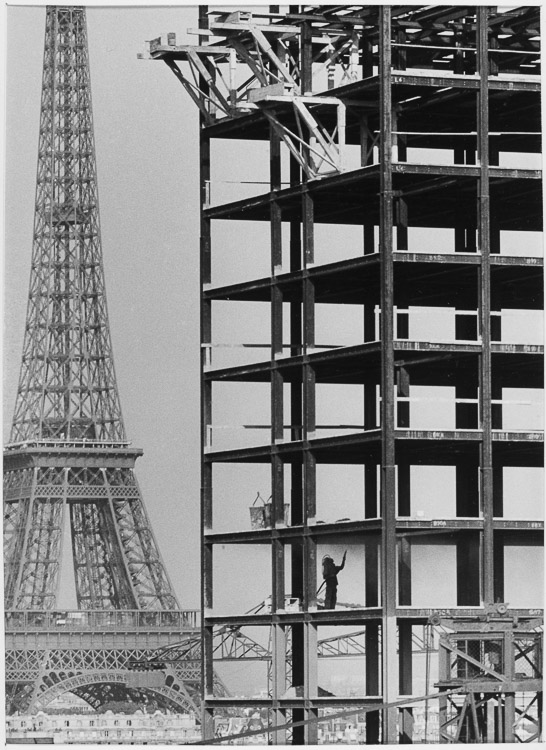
top-left (250, 494), bottom-right (290, 528)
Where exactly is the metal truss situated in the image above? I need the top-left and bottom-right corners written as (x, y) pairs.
top-left (4, 6), bottom-right (184, 715)
top-left (437, 615), bottom-right (543, 743)
top-left (5, 647), bottom-right (199, 715)
top-left (141, 610), bottom-right (435, 666)
top-left (4, 465), bottom-right (178, 610)
top-left (142, 14), bottom-right (349, 179)
top-left (251, 93), bottom-right (346, 179)
top-left (137, 616), bottom-right (434, 697)
top-left (11, 7), bottom-right (124, 444)
top-left (144, 10), bottom-right (369, 117)
top-left (440, 691), bottom-right (542, 744)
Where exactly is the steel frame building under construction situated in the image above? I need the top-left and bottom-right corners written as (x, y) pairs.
top-left (144, 5), bottom-right (543, 743)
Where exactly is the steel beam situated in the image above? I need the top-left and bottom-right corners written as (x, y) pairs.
top-left (379, 6), bottom-right (399, 744)
top-left (477, 6), bottom-right (494, 607)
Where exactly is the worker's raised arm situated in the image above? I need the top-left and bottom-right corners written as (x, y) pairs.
top-left (337, 550), bottom-right (347, 572)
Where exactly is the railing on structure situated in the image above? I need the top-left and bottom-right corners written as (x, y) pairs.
top-left (4, 440), bottom-right (134, 451)
top-left (5, 609), bottom-right (200, 631)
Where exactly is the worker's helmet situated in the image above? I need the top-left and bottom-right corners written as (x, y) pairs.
top-left (322, 555), bottom-right (333, 563)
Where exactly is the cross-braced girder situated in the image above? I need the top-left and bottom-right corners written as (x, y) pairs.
top-left (137, 619), bottom-right (435, 707)
top-left (4, 606), bottom-right (198, 714)
top-left (437, 617), bottom-right (543, 743)
top-left (5, 640), bottom-right (201, 715)
top-left (143, 16), bottom-right (349, 179)
top-left (143, 621), bottom-right (435, 671)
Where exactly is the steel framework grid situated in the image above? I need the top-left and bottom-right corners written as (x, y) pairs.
top-left (144, 4), bottom-right (543, 744)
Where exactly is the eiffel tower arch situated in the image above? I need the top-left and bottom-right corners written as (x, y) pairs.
top-left (4, 6), bottom-right (198, 716)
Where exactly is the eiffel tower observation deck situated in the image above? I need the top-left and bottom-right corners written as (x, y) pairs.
top-left (4, 6), bottom-right (198, 716)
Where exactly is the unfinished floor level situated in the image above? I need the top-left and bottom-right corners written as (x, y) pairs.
top-left (145, 5), bottom-right (543, 743)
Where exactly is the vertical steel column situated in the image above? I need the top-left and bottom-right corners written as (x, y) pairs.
top-left (456, 535), bottom-right (480, 605)
top-left (366, 535), bottom-right (379, 606)
top-left (302, 186), bottom-right (316, 527)
top-left (398, 537), bottom-right (411, 606)
top-left (397, 463), bottom-right (410, 516)
top-left (379, 6), bottom-right (398, 744)
top-left (365, 462), bottom-right (378, 517)
top-left (399, 618), bottom-right (413, 743)
top-left (288, 48), bottom-right (304, 726)
top-left (364, 363), bottom-right (378, 523)
top-left (502, 627), bottom-right (516, 741)
top-left (537, 693), bottom-right (543, 743)
top-left (361, 27), bottom-right (374, 78)
top-left (492, 464), bottom-right (503, 518)
top-left (392, 104), bottom-right (408, 253)
top-left (301, 18), bottom-right (318, 743)
top-left (302, 164), bottom-right (316, 622)
top-left (477, 5), bottom-right (493, 606)
top-left (366, 621), bottom-right (381, 743)
top-left (290, 13), bottom-right (305, 743)
top-left (272, 529), bottom-right (285, 612)
top-left (289, 126), bottom-right (303, 518)
top-left (437, 640), bottom-right (450, 744)
top-left (271, 126), bottom-right (284, 439)
top-left (198, 5), bottom-right (214, 740)
top-left (270, 123), bottom-right (287, 742)
top-left (493, 531), bottom-right (505, 603)
top-left (301, 20), bottom-right (313, 95)
top-left (270, 125), bottom-right (285, 547)
top-left (360, 112), bottom-right (376, 254)
top-left (456, 460), bottom-right (479, 516)
top-left (272, 624), bottom-right (287, 744)
top-left (304, 622), bottom-right (318, 744)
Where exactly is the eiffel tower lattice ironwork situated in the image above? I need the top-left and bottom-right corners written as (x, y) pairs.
top-left (4, 6), bottom-right (198, 716)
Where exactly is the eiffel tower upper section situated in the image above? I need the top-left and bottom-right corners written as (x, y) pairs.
top-left (10, 6), bottom-right (124, 445)
top-left (4, 6), bottom-right (179, 612)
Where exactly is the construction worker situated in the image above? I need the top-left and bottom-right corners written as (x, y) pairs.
top-left (322, 551), bottom-right (347, 609)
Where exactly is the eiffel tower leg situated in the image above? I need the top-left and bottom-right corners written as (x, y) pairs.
top-left (70, 494), bottom-right (138, 609)
top-left (108, 470), bottom-right (178, 610)
top-left (27, 650), bottom-right (54, 712)
top-left (4, 470), bottom-right (34, 607)
top-left (5, 479), bottom-right (64, 610)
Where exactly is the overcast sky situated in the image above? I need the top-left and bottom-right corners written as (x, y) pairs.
top-left (4, 4), bottom-right (203, 608)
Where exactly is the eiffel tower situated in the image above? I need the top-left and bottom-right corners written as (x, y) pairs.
top-left (4, 6), bottom-right (199, 716)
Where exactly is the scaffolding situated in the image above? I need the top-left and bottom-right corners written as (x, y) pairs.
top-left (143, 5), bottom-right (543, 743)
